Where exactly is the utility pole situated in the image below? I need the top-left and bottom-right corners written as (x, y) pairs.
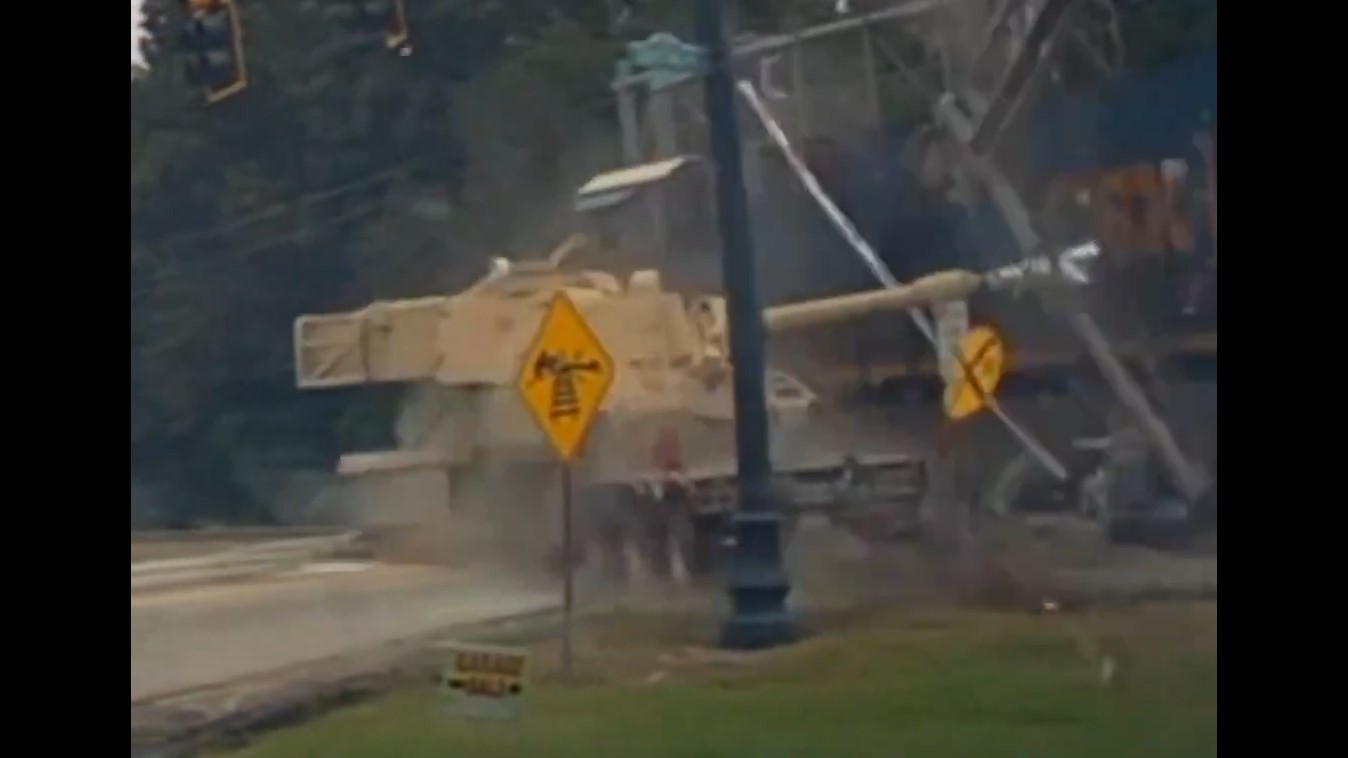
top-left (692, 0), bottom-right (797, 650)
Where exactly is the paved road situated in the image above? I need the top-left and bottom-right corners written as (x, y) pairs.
top-left (130, 564), bottom-right (556, 702)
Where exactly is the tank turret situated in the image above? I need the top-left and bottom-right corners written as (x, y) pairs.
top-left (294, 256), bottom-right (988, 393)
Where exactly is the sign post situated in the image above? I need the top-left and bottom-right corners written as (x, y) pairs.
top-left (516, 291), bottom-right (615, 681)
top-left (559, 464), bottom-right (574, 675)
top-left (934, 300), bottom-right (971, 393)
top-left (933, 324), bottom-right (1010, 561)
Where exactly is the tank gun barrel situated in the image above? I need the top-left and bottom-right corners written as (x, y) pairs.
top-left (764, 270), bottom-right (983, 332)
top-left (983, 242), bottom-right (1100, 291)
top-left (763, 243), bottom-right (1098, 333)
top-left (760, 241), bottom-right (1094, 333)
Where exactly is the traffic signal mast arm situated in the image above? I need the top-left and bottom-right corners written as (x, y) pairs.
top-left (165, 1), bottom-right (409, 107)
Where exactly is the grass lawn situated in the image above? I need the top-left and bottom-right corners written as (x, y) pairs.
top-left (225, 602), bottom-right (1217, 758)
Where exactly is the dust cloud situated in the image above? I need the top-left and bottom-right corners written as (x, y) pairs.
top-left (271, 112), bottom-right (632, 578)
top-left (300, 383), bottom-right (562, 587)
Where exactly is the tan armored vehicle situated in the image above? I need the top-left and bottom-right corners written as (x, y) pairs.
top-left (294, 157), bottom-right (963, 580)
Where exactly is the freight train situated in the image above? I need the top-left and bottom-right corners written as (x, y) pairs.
top-left (770, 49), bottom-right (1217, 408)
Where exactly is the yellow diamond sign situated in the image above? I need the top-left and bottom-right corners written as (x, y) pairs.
top-left (517, 292), bottom-right (616, 461)
top-left (944, 325), bottom-right (1008, 421)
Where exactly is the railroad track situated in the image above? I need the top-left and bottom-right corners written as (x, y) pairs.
top-left (131, 525), bottom-right (352, 544)
top-left (131, 531), bottom-right (366, 592)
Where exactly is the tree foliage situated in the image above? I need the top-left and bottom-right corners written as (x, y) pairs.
top-left (130, 0), bottom-right (638, 524)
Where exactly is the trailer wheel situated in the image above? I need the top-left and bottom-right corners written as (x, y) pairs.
top-left (634, 504), bottom-right (676, 582)
top-left (570, 485), bottom-right (635, 589)
top-left (835, 510), bottom-right (917, 546)
top-left (1104, 498), bottom-right (1196, 550)
top-left (780, 513), bottom-right (800, 546)
top-left (683, 514), bottom-right (726, 578)
top-left (638, 482), bottom-right (729, 585)
top-left (1106, 516), bottom-right (1192, 548)
top-left (1192, 479), bottom-right (1217, 532)
top-left (691, 512), bottom-right (795, 576)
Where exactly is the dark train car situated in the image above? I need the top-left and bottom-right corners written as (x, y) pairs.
top-left (1030, 48), bottom-right (1217, 336)
top-left (773, 49), bottom-right (1218, 403)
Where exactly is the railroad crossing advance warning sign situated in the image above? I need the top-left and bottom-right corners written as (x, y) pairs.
top-left (517, 291), bottom-right (616, 461)
top-left (438, 643), bottom-right (531, 720)
top-left (944, 325), bottom-right (1008, 421)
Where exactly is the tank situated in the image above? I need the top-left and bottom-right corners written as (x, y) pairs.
top-left (288, 229), bottom-right (989, 581)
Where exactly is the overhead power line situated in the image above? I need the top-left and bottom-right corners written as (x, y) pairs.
top-left (151, 166), bottom-right (408, 253)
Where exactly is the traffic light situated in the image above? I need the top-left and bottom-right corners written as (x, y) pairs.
top-left (179, 0), bottom-right (248, 105)
top-left (329, 1), bottom-right (411, 52)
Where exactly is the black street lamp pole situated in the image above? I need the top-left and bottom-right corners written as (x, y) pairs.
top-left (692, 0), bottom-right (796, 650)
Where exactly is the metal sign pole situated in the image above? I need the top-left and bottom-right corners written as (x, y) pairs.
top-left (560, 462), bottom-right (575, 682)
top-left (517, 292), bottom-right (616, 683)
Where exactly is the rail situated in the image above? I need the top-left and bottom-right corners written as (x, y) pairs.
top-left (801, 330), bottom-right (1218, 393)
top-left (131, 532), bottom-right (363, 592)
top-left (130, 526), bottom-right (350, 543)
